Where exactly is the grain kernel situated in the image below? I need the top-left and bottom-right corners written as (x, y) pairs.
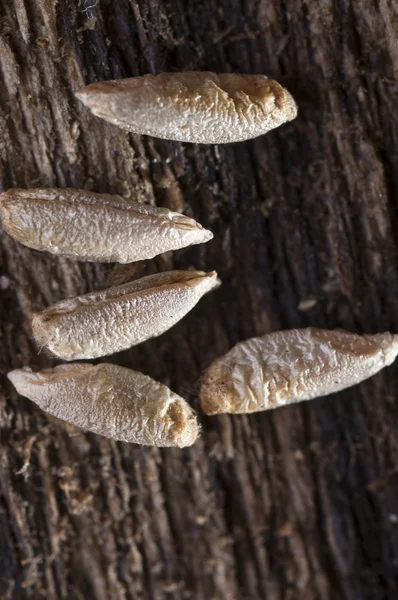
top-left (8, 363), bottom-right (199, 447)
top-left (76, 72), bottom-right (297, 144)
top-left (200, 328), bottom-right (398, 414)
top-left (0, 187), bottom-right (213, 263)
top-left (32, 270), bottom-right (220, 360)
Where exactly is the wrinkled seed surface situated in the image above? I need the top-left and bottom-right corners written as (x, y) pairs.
top-left (0, 187), bottom-right (213, 263)
top-left (8, 363), bottom-right (199, 447)
top-left (76, 72), bottom-right (297, 143)
top-left (32, 270), bottom-right (220, 360)
top-left (200, 328), bottom-right (398, 414)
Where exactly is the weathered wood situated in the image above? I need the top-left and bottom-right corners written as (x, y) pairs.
top-left (1, 1), bottom-right (398, 598)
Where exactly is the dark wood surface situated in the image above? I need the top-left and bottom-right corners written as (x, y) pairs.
top-left (1, 1), bottom-right (398, 598)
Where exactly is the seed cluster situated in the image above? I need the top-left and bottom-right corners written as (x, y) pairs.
top-left (2, 69), bottom-right (397, 447)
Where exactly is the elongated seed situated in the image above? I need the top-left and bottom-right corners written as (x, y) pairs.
top-left (32, 270), bottom-right (220, 360)
top-left (8, 363), bottom-right (199, 447)
top-left (76, 72), bottom-right (297, 144)
top-left (0, 187), bottom-right (213, 263)
top-left (200, 328), bottom-right (398, 414)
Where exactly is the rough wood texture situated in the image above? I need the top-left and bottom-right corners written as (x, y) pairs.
top-left (1, 1), bottom-right (398, 598)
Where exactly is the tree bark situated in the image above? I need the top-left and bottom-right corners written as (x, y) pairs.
top-left (1, 1), bottom-right (398, 598)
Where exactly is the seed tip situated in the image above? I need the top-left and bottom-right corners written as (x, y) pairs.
top-left (75, 87), bottom-right (95, 109)
top-left (207, 270), bottom-right (221, 288)
top-left (167, 399), bottom-right (199, 447)
top-left (170, 214), bottom-right (214, 242)
top-left (200, 392), bottom-right (230, 415)
top-left (7, 367), bottom-right (36, 396)
top-left (75, 88), bottom-right (86, 102)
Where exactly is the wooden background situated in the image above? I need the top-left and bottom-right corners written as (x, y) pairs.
top-left (1, 1), bottom-right (398, 598)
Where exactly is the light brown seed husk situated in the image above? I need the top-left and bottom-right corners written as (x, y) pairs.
top-left (0, 187), bottom-right (213, 262)
top-left (8, 363), bottom-right (199, 447)
top-left (200, 328), bottom-right (398, 414)
top-left (76, 72), bottom-right (297, 144)
top-left (32, 270), bottom-right (220, 360)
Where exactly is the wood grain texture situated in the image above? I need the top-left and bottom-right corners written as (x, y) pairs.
top-left (1, 1), bottom-right (398, 598)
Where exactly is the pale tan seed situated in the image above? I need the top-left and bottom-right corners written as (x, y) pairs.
top-left (0, 187), bottom-right (213, 263)
top-left (32, 270), bottom-right (220, 360)
top-left (8, 363), bottom-right (199, 447)
top-left (200, 328), bottom-right (398, 414)
top-left (76, 72), bottom-right (297, 144)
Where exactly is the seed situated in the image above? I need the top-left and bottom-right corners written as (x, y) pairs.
top-left (76, 72), bottom-right (297, 144)
top-left (0, 187), bottom-right (213, 263)
top-left (200, 328), bottom-right (398, 414)
top-left (8, 363), bottom-right (199, 447)
top-left (32, 270), bottom-right (220, 360)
